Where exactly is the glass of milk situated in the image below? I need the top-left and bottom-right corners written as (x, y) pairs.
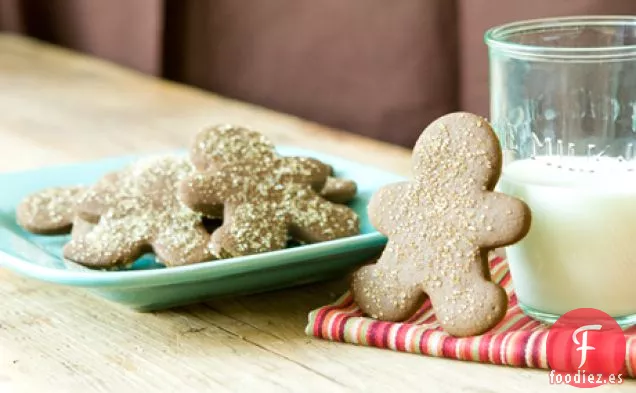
top-left (485, 16), bottom-right (636, 326)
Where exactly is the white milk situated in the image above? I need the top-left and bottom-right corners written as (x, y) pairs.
top-left (499, 156), bottom-right (636, 317)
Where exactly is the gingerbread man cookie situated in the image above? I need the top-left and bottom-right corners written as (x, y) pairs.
top-left (190, 124), bottom-right (275, 172)
top-left (351, 112), bottom-right (531, 337)
top-left (180, 126), bottom-right (360, 257)
top-left (65, 156), bottom-right (214, 268)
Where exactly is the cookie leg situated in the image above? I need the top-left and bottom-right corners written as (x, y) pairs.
top-left (153, 224), bottom-right (214, 267)
top-left (63, 219), bottom-right (149, 269)
top-left (426, 277), bottom-right (507, 337)
top-left (289, 198), bottom-right (359, 243)
top-left (319, 177), bottom-right (357, 204)
top-left (351, 245), bottom-right (426, 321)
top-left (213, 204), bottom-right (288, 257)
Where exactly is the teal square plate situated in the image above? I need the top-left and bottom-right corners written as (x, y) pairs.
top-left (0, 147), bottom-right (403, 311)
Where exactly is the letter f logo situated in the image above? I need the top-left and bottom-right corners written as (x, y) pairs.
top-left (572, 324), bottom-right (602, 369)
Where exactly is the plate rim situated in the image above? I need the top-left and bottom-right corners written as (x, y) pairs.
top-left (0, 232), bottom-right (386, 288)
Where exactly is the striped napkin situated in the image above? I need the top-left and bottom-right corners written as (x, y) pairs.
top-left (306, 256), bottom-right (636, 377)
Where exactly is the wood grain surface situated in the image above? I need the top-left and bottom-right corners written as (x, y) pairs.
top-left (0, 34), bottom-right (631, 393)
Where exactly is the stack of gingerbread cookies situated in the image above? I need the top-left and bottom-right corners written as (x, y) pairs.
top-left (16, 125), bottom-right (361, 269)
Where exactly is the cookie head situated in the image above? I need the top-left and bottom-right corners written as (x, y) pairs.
top-left (352, 112), bottom-right (531, 337)
top-left (191, 124), bottom-right (276, 171)
top-left (413, 112), bottom-right (502, 190)
top-left (16, 186), bottom-right (86, 234)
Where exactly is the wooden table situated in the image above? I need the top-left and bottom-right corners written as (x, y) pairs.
top-left (0, 35), bottom-right (630, 393)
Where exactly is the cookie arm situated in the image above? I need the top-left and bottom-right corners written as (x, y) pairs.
top-left (476, 192), bottom-right (531, 249)
top-left (179, 171), bottom-right (234, 215)
top-left (278, 157), bottom-right (331, 191)
top-left (368, 182), bottom-right (409, 234)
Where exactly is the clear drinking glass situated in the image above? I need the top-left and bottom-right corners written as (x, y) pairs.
top-left (485, 16), bottom-right (636, 326)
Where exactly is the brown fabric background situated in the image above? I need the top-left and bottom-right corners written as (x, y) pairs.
top-left (1, 0), bottom-right (635, 146)
top-left (0, 0), bottom-right (163, 74)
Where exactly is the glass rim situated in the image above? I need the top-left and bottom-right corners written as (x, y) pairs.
top-left (485, 15), bottom-right (636, 60)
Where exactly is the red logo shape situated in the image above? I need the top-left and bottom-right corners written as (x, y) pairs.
top-left (547, 308), bottom-right (626, 388)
